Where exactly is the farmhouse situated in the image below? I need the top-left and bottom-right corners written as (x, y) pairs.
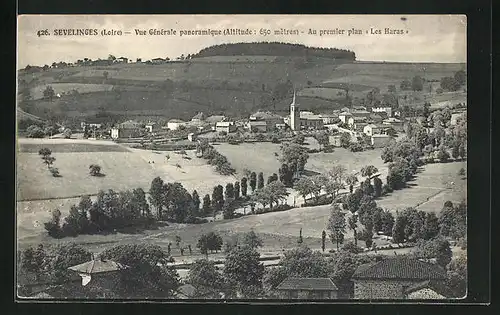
top-left (167, 119), bottom-right (186, 131)
top-left (68, 256), bottom-right (128, 291)
top-left (348, 116), bottom-right (368, 129)
top-left (371, 134), bottom-right (392, 148)
top-left (215, 121), bottom-right (236, 133)
top-left (276, 278), bottom-right (338, 299)
top-left (351, 257), bottom-right (447, 299)
top-left (111, 120), bottom-right (144, 139)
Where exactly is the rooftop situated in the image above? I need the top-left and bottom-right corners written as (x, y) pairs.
top-left (277, 278), bottom-right (338, 291)
top-left (206, 115), bottom-right (226, 123)
top-left (68, 258), bottom-right (128, 274)
top-left (250, 111), bottom-right (283, 120)
top-left (168, 119), bottom-right (185, 123)
top-left (352, 257), bottom-right (447, 281)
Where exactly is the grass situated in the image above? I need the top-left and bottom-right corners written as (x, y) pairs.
top-left (377, 161), bottom-right (466, 213)
top-left (30, 83), bottom-right (114, 100)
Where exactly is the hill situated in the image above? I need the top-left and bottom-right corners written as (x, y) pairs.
top-left (17, 43), bottom-right (465, 123)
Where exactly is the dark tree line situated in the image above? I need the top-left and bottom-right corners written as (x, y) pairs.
top-left (190, 42), bottom-right (356, 60)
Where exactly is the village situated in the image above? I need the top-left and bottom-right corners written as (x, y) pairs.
top-left (16, 16), bottom-right (468, 301)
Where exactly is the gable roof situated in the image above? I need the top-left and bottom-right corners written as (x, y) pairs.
top-left (352, 258), bottom-right (447, 281)
top-left (250, 111), bottom-right (283, 120)
top-left (276, 278), bottom-right (338, 291)
top-left (68, 258), bottom-right (128, 274)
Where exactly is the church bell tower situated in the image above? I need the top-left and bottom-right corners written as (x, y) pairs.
top-left (290, 89), bottom-right (300, 131)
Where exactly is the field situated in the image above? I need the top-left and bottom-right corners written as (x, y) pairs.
top-left (216, 138), bottom-right (387, 179)
top-left (30, 83), bottom-right (115, 100)
top-left (377, 161), bottom-right (467, 213)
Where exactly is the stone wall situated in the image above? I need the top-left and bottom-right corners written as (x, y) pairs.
top-left (353, 280), bottom-right (417, 299)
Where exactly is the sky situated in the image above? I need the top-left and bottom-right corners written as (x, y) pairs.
top-left (17, 15), bottom-right (467, 68)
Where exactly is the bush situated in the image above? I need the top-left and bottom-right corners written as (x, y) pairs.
top-left (436, 88), bottom-right (444, 94)
top-left (255, 204), bottom-right (292, 214)
top-left (323, 145), bottom-right (335, 153)
top-left (349, 142), bottom-right (363, 152)
top-left (301, 195), bottom-right (333, 207)
top-left (307, 148), bottom-right (321, 154)
top-left (185, 216), bottom-right (209, 224)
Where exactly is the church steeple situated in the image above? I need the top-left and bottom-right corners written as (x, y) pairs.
top-left (291, 89), bottom-right (296, 106)
top-left (290, 88), bottom-right (300, 131)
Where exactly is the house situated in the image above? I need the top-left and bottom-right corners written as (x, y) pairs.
top-left (145, 122), bottom-right (159, 133)
top-left (68, 256), bottom-right (128, 291)
top-left (363, 124), bottom-right (385, 136)
top-left (205, 115), bottom-right (226, 125)
top-left (372, 106), bottom-right (393, 118)
top-left (151, 57), bottom-right (166, 64)
top-left (368, 113), bottom-right (384, 124)
top-left (248, 120), bottom-right (268, 132)
top-left (276, 278), bottom-right (338, 299)
top-left (329, 135), bottom-right (342, 147)
top-left (249, 111), bottom-right (284, 131)
top-left (115, 57), bottom-right (128, 63)
top-left (371, 134), bottom-right (392, 148)
top-left (167, 119), bottom-right (186, 131)
top-left (338, 111), bottom-right (353, 124)
top-left (382, 117), bottom-right (404, 131)
top-left (352, 105), bottom-right (367, 111)
top-left (111, 120), bottom-right (144, 139)
top-left (348, 116), bottom-right (368, 129)
top-left (215, 121), bottom-right (236, 133)
top-left (187, 133), bottom-right (196, 142)
top-left (351, 110), bottom-right (371, 118)
top-left (403, 280), bottom-right (448, 299)
top-left (319, 113), bottom-right (340, 125)
top-left (340, 106), bottom-right (351, 113)
top-left (191, 112), bottom-right (206, 123)
top-left (351, 257), bottom-right (447, 299)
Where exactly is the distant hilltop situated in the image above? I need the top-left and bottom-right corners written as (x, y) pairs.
top-left (190, 42), bottom-right (356, 61)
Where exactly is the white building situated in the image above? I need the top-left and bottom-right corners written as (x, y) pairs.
top-left (167, 119), bottom-right (186, 131)
top-left (215, 121), bottom-right (236, 133)
top-left (338, 111), bottom-right (353, 124)
top-left (363, 124), bottom-right (385, 137)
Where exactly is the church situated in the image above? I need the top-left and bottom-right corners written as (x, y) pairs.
top-left (288, 90), bottom-right (324, 131)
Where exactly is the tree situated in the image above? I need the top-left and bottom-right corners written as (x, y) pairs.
top-left (225, 183), bottom-right (235, 200)
top-left (241, 177), bottom-right (248, 196)
top-left (400, 79), bottom-right (412, 90)
top-left (358, 228), bottom-right (373, 248)
top-left (438, 201), bottom-right (466, 240)
top-left (197, 232), bottom-right (223, 256)
top-left (454, 70), bottom-right (466, 86)
top-left (26, 125), bottom-right (45, 138)
top-left (387, 84), bottom-right (397, 93)
top-left (191, 190), bottom-right (201, 216)
top-left (234, 181), bottom-right (240, 199)
top-left (327, 205), bottom-right (346, 250)
top-left (298, 228), bottom-right (303, 244)
top-left (392, 211), bottom-right (406, 243)
top-left (279, 143), bottom-right (309, 175)
top-left (411, 75), bottom-right (424, 91)
top-left (89, 164), bottom-right (102, 176)
top-left (212, 185), bottom-right (224, 216)
top-left (257, 172), bottom-right (265, 189)
top-left (249, 172), bottom-right (257, 192)
top-left (278, 163), bottom-right (294, 187)
top-left (263, 246), bottom-right (329, 294)
top-left (357, 195), bottom-right (378, 232)
top-left (44, 209), bottom-right (62, 238)
top-left (413, 237), bottom-right (452, 268)
top-left (38, 148), bottom-right (52, 159)
top-left (43, 155), bottom-right (56, 168)
top-left (293, 133), bottom-right (305, 145)
top-left (423, 212), bottom-right (440, 240)
top-left (187, 259), bottom-right (226, 298)
top-left (321, 230), bottom-right (326, 252)
top-left (223, 246), bottom-right (264, 298)
top-left (267, 173), bottom-right (278, 185)
top-left (446, 253), bottom-right (467, 298)
top-left (440, 76), bottom-right (461, 91)
top-left (100, 244), bottom-right (179, 298)
top-left (360, 165), bottom-right (378, 182)
top-left (380, 210), bottom-right (395, 235)
top-left (242, 230), bottom-right (263, 249)
top-left (63, 128), bottom-right (72, 139)
top-left (149, 177), bottom-right (165, 220)
top-left (436, 146), bottom-right (450, 162)
top-left (202, 194), bottom-right (211, 217)
top-left (315, 131), bottom-right (329, 150)
top-left (373, 177), bottom-right (383, 197)
top-left (339, 133), bottom-right (351, 148)
top-left (458, 168), bottom-right (466, 177)
top-left (294, 177), bottom-right (315, 205)
top-left (43, 85), bottom-right (55, 101)
top-left (328, 250), bottom-right (374, 297)
top-left (345, 175), bottom-right (358, 194)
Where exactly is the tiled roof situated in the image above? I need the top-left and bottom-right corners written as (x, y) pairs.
top-left (68, 258), bottom-right (128, 274)
top-left (277, 278), bottom-right (338, 291)
top-left (352, 258), bottom-right (447, 281)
